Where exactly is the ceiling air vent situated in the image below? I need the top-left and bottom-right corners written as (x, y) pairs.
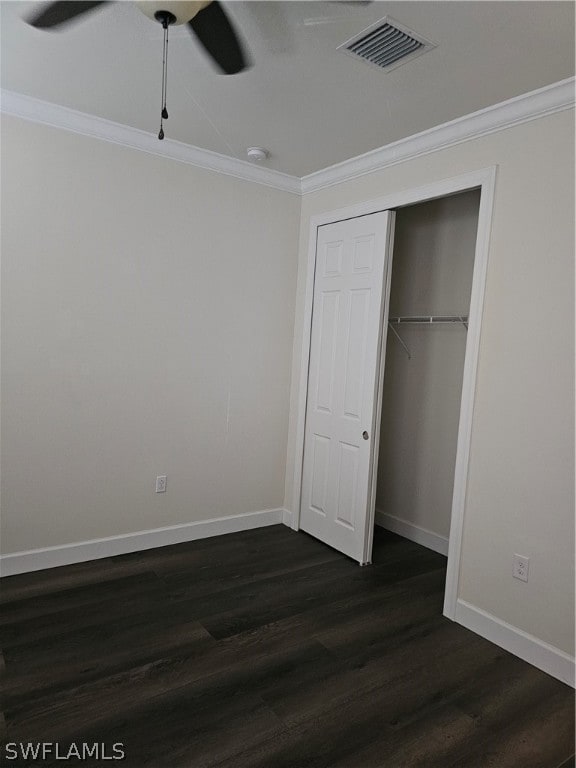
top-left (339, 16), bottom-right (436, 73)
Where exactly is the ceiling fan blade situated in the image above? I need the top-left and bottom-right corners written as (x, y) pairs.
top-left (28, 1), bottom-right (109, 29)
top-left (188, 1), bottom-right (249, 75)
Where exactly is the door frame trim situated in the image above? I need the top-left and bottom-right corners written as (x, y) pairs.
top-left (290, 166), bottom-right (497, 620)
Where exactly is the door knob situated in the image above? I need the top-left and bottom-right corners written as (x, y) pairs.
top-left (362, 431), bottom-right (369, 440)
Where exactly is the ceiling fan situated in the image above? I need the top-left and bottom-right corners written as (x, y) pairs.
top-left (27, 1), bottom-right (248, 139)
top-left (28, 1), bottom-right (247, 74)
top-left (27, 1), bottom-right (372, 72)
top-left (26, 1), bottom-right (372, 141)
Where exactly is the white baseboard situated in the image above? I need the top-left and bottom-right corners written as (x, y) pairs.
top-left (0, 508), bottom-right (285, 577)
top-left (455, 599), bottom-right (575, 687)
top-left (375, 509), bottom-right (449, 556)
top-left (282, 507), bottom-right (294, 529)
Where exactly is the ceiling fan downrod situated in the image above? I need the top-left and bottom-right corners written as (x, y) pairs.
top-left (155, 10), bottom-right (175, 140)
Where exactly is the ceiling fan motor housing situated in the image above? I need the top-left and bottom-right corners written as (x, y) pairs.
top-left (135, 1), bottom-right (212, 26)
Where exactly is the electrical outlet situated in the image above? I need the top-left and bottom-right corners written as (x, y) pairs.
top-left (513, 554), bottom-right (529, 582)
top-left (155, 475), bottom-right (167, 493)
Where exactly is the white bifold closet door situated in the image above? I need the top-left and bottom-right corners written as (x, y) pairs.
top-left (300, 211), bottom-right (395, 563)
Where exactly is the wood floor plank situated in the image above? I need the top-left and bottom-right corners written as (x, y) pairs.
top-left (2, 618), bottom-right (214, 708)
top-left (444, 689), bottom-right (575, 768)
top-left (221, 662), bottom-right (488, 768)
top-left (0, 557), bottom-right (159, 604)
top-left (0, 571), bottom-right (165, 626)
top-left (159, 542), bottom-right (344, 603)
top-left (0, 524), bottom-right (572, 768)
top-left (328, 701), bottom-right (483, 768)
top-left (198, 547), bottom-right (445, 640)
top-left (4, 636), bottom-right (332, 743)
top-left (0, 576), bottom-right (169, 649)
top-left (262, 618), bottom-right (503, 729)
top-left (4, 617), bottom-right (342, 742)
top-left (0, 526), bottom-right (330, 605)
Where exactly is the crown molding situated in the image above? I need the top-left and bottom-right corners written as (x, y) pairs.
top-left (2, 78), bottom-right (574, 197)
top-left (300, 77), bottom-right (576, 194)
top-left (0, 89), bottom-right (302, 195)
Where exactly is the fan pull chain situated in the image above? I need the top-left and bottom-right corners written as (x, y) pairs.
top-left (158, 19), bottom-right (169, 140)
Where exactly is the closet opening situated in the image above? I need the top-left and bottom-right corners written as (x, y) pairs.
top-left (373, 189), bottom-right (481, 589)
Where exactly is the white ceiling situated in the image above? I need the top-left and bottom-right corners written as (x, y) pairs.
top-left (1, 1), bottom-right (574, 176)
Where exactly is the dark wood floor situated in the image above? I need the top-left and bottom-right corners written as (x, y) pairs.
top-left (1, 525), bottom-right (573, 767)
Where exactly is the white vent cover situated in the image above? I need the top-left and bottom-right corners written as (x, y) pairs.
top-left (339, 16), bottom-right (436, 72)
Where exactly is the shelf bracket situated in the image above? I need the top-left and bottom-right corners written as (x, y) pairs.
top-left (388, 322), bottom-right (411, 359)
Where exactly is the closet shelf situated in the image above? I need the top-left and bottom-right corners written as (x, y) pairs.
top-left (388, 315), bottom-right (468, 325)
top-left (387, 316), bottom-right (468, 360)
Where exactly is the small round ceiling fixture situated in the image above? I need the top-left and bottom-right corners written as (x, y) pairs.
top-left (247, 147), bottom-right (269, 162)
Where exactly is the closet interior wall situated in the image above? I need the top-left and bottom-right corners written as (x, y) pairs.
top-left (376, 190), bottom-right (481, 544)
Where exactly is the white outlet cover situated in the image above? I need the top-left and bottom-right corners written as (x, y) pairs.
top-left (513, 553), bottom-right (529, 582)
top-left (155, 475), bottom-right (167, 493)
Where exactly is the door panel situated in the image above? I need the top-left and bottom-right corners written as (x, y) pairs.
top-left (314, 291), bottom-right (340, 413)
top-left (300, 211), bottom-right (395, 563)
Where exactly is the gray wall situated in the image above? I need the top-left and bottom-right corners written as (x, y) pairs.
top-left (288, 109), bottom-right (575, 656)
top-left (1, 115), bottom-right (300, 553)
top-left (376, 191), bottom-right (480, 539)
